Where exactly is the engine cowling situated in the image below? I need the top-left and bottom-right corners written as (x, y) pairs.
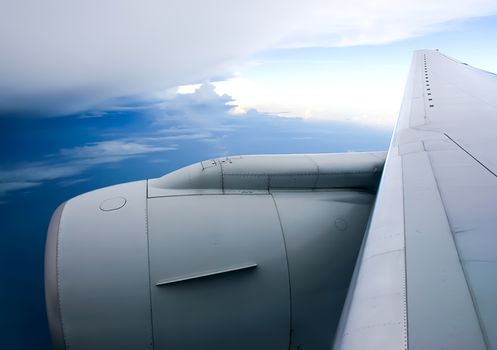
top-left (45, 152), bottom-right (385, 350)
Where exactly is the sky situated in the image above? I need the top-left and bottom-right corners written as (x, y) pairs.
top-left (1, 0), bottom-right (497, 119)
top-left (1, 1), bottom-right (497, 349)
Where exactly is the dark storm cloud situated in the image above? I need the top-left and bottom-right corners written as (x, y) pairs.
top-left (1, 0), bottom-right (496, 117)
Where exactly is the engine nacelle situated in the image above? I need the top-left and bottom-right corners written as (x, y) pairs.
top-left (45, 152), bottom-right (385, 350)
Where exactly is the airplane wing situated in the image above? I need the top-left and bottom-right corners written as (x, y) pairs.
top-left (333, 50), bottom-right (497, 350)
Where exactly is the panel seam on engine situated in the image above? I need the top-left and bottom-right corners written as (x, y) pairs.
top-left (145, 180), bottom-right (156, 349)
top-left (218, 158), bottom-right (226, 194)
top-left (270, 193), bottom-right (293, 350)
top-left (304, 154), bottom-right (321, 189)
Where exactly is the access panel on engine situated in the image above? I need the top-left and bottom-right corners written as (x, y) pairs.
top-left (147, 194), bottom-right (290, 350)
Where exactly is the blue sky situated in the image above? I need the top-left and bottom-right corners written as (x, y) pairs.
top-left (212, 15), bottom-right (497, 126)
top-left (1, 2), bottom-right (497, 349)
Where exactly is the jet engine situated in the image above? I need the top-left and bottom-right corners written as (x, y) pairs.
top-left (45, 152), bottom-right (385, 350)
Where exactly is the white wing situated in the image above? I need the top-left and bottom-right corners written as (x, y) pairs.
top-left (334, 50), bottom-right (497, 350)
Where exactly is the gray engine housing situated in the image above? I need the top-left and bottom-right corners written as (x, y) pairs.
top-left (45, 152), bottom-right (385, 350)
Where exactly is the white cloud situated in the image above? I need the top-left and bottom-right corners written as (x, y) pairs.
top-left (0, 140), bottom-right (175, 196)
top-left (1, 0), bottom-right (496, 116)
top-left (58, 178), bottom-right (91, 187)
top-left (214, 71), bottom-right (405, 127)
top-left (59, 140), bottom-right (174, 159)
top-left (0, 181), bottom-right (41, 196)
top-left (0, 162), bottom-right (84, 183)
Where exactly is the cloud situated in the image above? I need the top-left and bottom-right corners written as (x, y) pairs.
top-left (59, 140), bottom-right (175, 159)
top-left (57, 178), bottom-right (91, 187)
top-left (1, 0), bottom-right (496, 116)
top-left (164, 84), bottom-right (232, 117)
top-left (0, 85), bottom-right (229, 198)
top-left (0, 140), bottom-right (175, 196)
top-left (0, 181), bottom-right (41, 196)
top-left (0, 83), bottom-right (393, 199)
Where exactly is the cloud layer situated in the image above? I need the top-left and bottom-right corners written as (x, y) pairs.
top-left (1, 0), bottom-right (496, 116)
top-left (0, 140), bottom-right (174, 196)
top-left (0, 83), bottom-right (391, 198)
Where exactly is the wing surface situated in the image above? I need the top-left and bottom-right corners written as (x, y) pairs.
top-left (334, 50), bottom-right (497, 350)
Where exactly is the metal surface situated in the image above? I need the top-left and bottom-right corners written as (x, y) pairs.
top-left (334, 50), bottom-right (497, 349)
top-left (57, 181), bottom-right (153, 349)
top-left (333, 151), bottom-right (407, 350)
top-left (273, 190), bottom-right (374, 349)
top-left (44, 201), bottom-right (67, 350)
top-left (147, 189), bottom-right (376, 350)
top-left (148, 152), bottom-right (385, 197)
top-left (148, 194), bottom-right (291, 350)
top-left (155, 263), bottom-right (258, 286)
top-left (99, 196), bottom-right (127, 211)
top-left (403, 150), bottom-right (485, 349)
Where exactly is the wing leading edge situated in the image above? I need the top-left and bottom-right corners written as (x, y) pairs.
top-left (333, 50), bottom-right (497, 350)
